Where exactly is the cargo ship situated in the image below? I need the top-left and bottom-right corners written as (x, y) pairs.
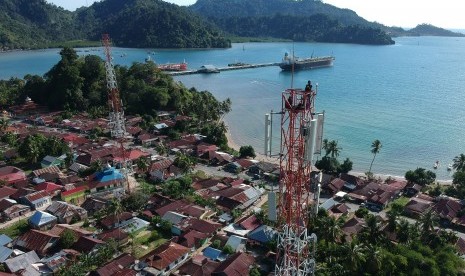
top-left (157, 62), bottom-right (188, 72)
top-left (279, 52), bottom-right (334, 71)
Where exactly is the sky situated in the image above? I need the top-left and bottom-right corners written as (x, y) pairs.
top-left (47, 0), bottom-right (464, 29)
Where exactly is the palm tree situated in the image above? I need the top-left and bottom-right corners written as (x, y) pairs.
top-left (136, 157), bottom-right (149, 174)
top-left (321, 138), bottom-right (329, 157)
top-left (396, 219), bottom-right (411, 243)
top-left (156, 143), bottom-right (168, 156)
top-left (420, 208), bottom-right (439, 239)
top-left (342, 239), bottom-right (366, 272)
top-left (369, 139), bottom-right (382, 174)
top-left (326, 140), bottom-right (342, 158)
top-left (453, 154), bottom-right (465, 171)
top-left (361, 215), bottom-right (384, 245)
top-left (321, 216), bottom-right (343, 244)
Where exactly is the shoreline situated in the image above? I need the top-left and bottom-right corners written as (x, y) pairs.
top-left (226, 127), bottom-right (453, 185)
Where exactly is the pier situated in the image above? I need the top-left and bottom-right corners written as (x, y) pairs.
top-left (166, 62), bottom-right (280, 76)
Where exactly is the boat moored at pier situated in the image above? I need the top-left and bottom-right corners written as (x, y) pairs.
top-left (279, 52), bottom-right (335, 71)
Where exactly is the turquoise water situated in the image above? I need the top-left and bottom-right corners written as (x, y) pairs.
top-left (1, 36), bottom-right (465, 179)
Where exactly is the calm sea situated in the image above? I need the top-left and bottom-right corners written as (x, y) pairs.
top-left (1, 36), bottom-right (465, 180)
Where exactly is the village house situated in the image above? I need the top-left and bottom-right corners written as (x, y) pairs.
top-left (45, 201), bottom-right (88, 224)
top-left (73, 236), bottom-right (105, 253)
top-left (0, 166), bottom-right (27, 186)
top-left (100, 211), bottom-right (133, 230)
top-left (404, 197), bottom-right (434, 218)
top-left (91, 253), bottom-right (136, 276)
top-left (433, 196), bottom-right (463, 226)
top-left (61, 186), bottom-right (87, 205)
top-left (140, 241), bottom-right (190, 275)
top-left (177, 255), bottom-right (220, 276)
top-left (14, 230), bottom-right (59, 257)
top-left (0, 186), bottom-right (17, 201)
top-left (20, 190), bottom-right (52, 210)
top-left (211, 252), bottom-right (255, 276)
top-left (0, 199), bottom-right (31, 221)
top-left (341, 217), bottom-right (366, 242)
top-left (48, 224), bottom-right (93, 238)
top-left (34, 181), bottom-right (63, 198)
top-left (40, 155), bottom-right (66, 168)
top-left (177, 229), bottom-right (209, 249)
top-left (4, 251), bottom-right (40, 274)
top-left (86, 166), bottom-right (125, 195)
top-left (28, 210), bottom-right (58, 230)
top-left (215, 184), bottom-right (263, 211)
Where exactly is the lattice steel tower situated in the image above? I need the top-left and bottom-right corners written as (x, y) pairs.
top-left (102, 34), bottom-right (126, 139)
top-left (102, 34), bottom-right (130, 192)
top-left (275, 87), bottom-right (319, 276)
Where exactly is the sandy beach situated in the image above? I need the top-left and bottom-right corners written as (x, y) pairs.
top-left (226, 127), bottom-right (453, 185)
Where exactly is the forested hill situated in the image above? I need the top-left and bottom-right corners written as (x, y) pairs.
top-left (407, 24), bottom-right (465, 37)
top-left (75, 0), bottom-right (230, 48)
top-left (0, 0), bottom-right (230, 50)
top-left (190, 0), bottom-right (395, 45)
top-left (0, 0), bottom-right (82, 49)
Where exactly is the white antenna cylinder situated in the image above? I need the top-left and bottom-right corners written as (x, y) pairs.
top-left (314, 113), bottom-right (325, 154)
top-left (305, 119), bottom-right (318, 164)
top-left (265, 113), bottom-right (271, 156)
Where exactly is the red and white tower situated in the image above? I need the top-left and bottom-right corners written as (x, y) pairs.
top-left (102, 34), bottom-right (130, 192)
top-left (275, 88), bottom-right (319, 275)
top-left (102, 34), bottom-right (126, 139)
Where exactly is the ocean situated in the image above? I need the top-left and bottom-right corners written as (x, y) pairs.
top-left (1, 36), bottom-right (465, 180)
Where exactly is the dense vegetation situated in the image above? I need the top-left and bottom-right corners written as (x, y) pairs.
top-left (210, 13), bottom-right (394, 45)
top-left (407, 24), bottom-right (465, 37)
top-left (0, 0), bottom-right (81, 49)
top-left (0, 0), bottom-right (230, 50)
top-left (312, 209), bottom-right (465, 275)
top-left (74, 0), bottom-right (230, 48)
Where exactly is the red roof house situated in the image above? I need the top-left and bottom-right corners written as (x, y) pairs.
top-left (0, 166), bottom-right (26, 186)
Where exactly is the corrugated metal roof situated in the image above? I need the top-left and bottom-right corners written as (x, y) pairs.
top-left (0, 234), bottom-right (12, 246)
top-left (4, 251), bottom-right (40, 273)
top-left (28, 211), bottom-right (57, 227)
top-left (0, 245), bottom-right (13, 262)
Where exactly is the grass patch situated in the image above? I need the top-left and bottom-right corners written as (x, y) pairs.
top-left (391, 196), bottom-right (410, 207)
top-left (0, 219), bottom-right (29, 238)
top-left (134, 238), bottom-right (168, 259)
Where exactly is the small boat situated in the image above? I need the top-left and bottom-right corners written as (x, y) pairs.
top-left (145, 55), bottom-right (152, 62)
top-left (433, 160), bottom-right (439, 169)
top-left (228, 62), bottom-right (250, 67)
top-left (447, 164), bottom-right (453, 171)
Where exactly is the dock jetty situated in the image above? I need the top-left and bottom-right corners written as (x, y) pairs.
top-left (167, 62), bottom-right (280, 76)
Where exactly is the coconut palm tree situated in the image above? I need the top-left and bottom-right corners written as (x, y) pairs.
top-left (361, 215), bottom-right (384, 245)
top-left (322, 138), bottom-right (329, 156)
top-left (342, 239), bottom-right (367, 272)
top-left (420, 208), bottom-right (439, 239)
top-left (369, 139), bottom-right (382, 174)
top-left (396, 219), bottom-right (411, 243)
top-left (326, 140), bottom-right (342, 158)
top-left (453, 154), bottom-right (465, 171)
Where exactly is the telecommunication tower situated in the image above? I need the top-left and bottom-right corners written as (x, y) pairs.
top-left (102, 34), bottom-right (130, 192)
top-left (274, 87), bottom-right (320, 276)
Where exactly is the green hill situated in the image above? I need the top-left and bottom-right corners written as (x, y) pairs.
top-left (0, 0), bottom-right (230, 50)
top-left (75, 0), bottom-right (230, 48)
top-left (190, 0), bottom-right (395, 45)
top-left (0, 0), bottom-right (82, 49)
top-left (407, 24), bottom-right (465, 37)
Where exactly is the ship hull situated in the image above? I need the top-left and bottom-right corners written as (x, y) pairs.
top-left (279, 56), bottom-right (334, 71)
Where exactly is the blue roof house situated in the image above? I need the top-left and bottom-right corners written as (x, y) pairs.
top-left (247, 225), bottom-right (277, 244)
top-left (28, 210), bottom-right (57, 231)
top-left (203, 246), bottom-right (227, 262)
top-left (87, 166), bottom-right (125, 194)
